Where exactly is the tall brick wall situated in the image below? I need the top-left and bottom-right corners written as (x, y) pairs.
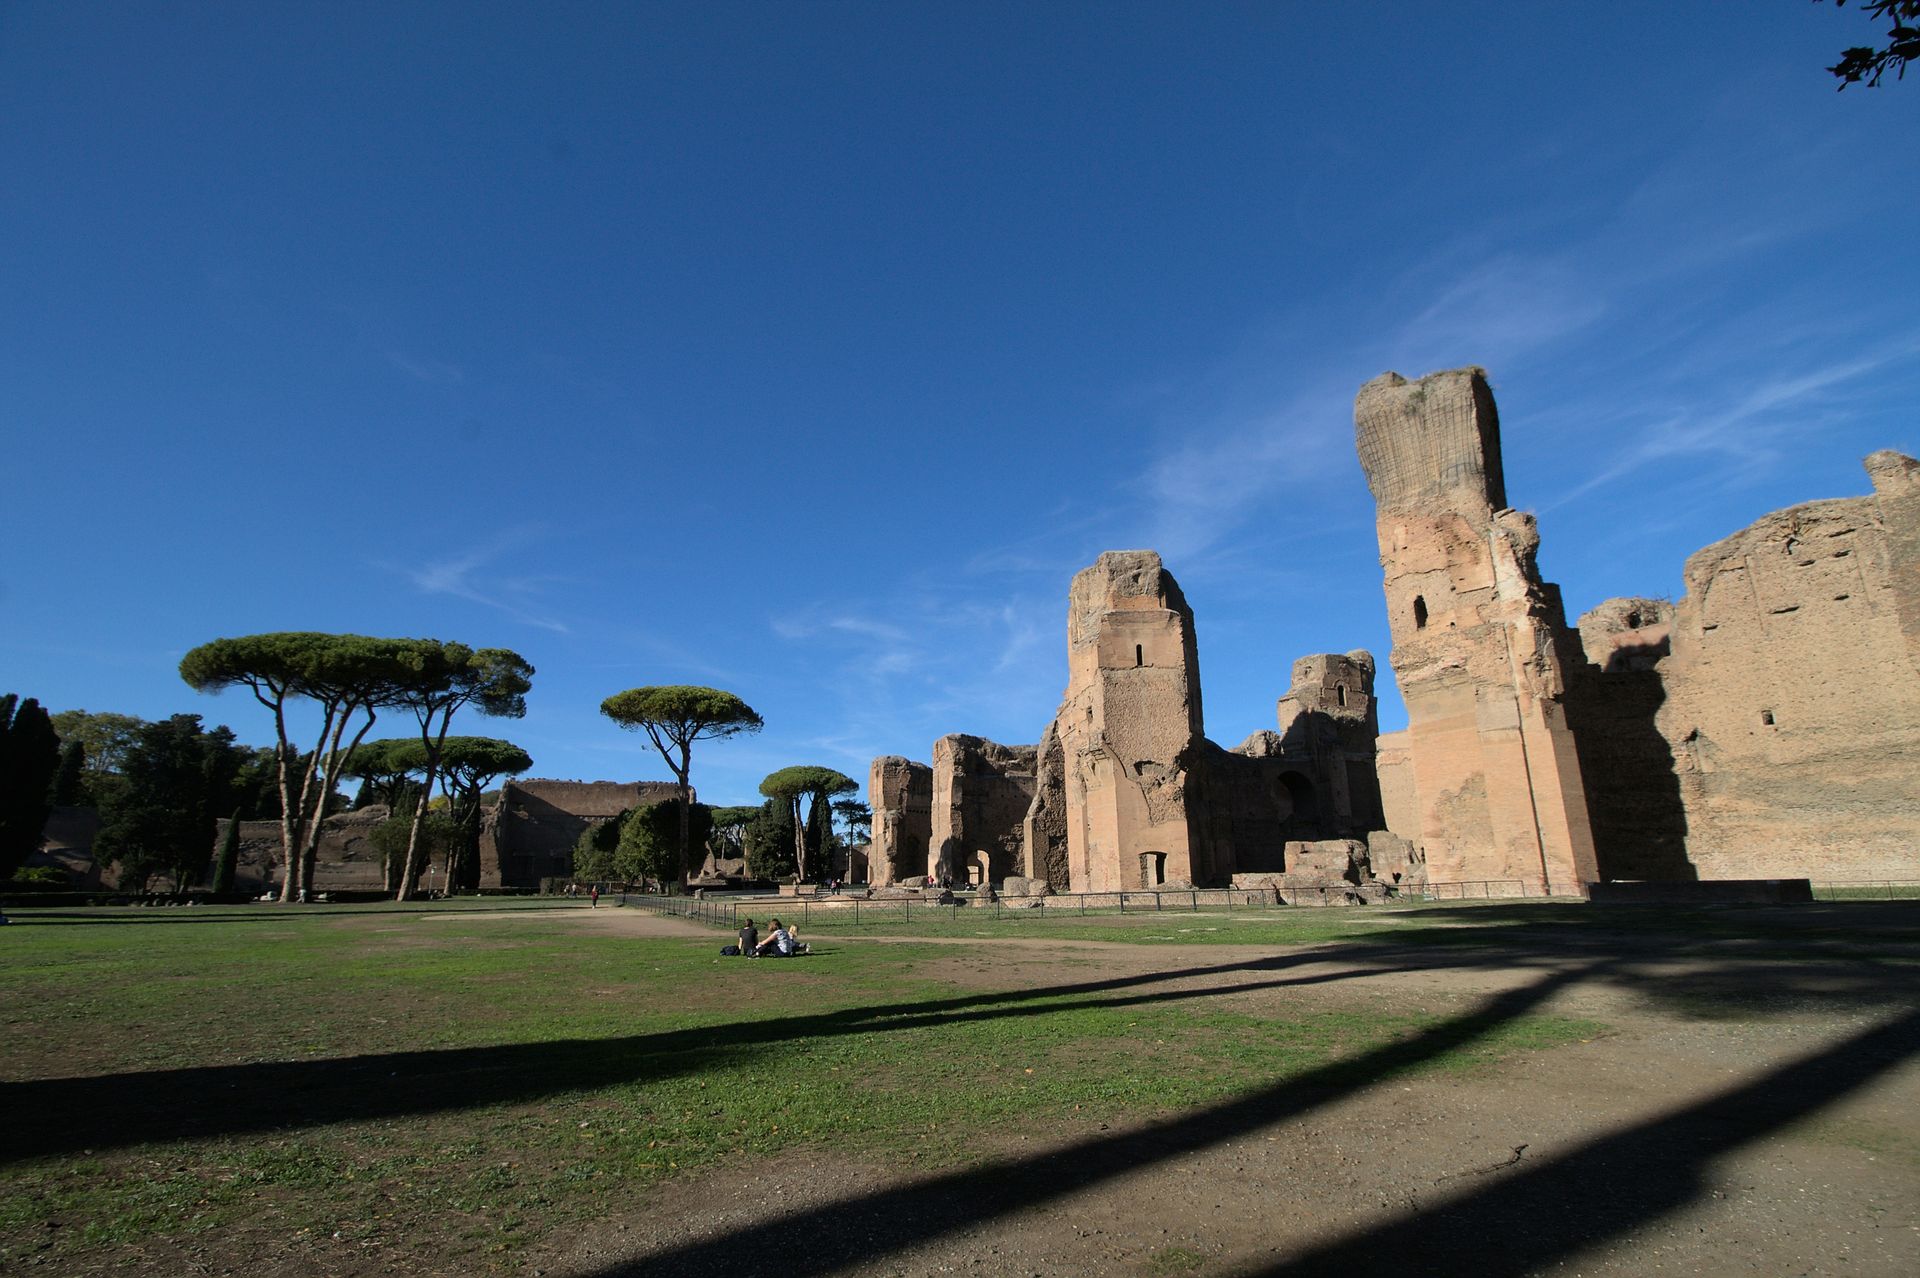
top-left (1573, 457), bottom-right (1920, 882)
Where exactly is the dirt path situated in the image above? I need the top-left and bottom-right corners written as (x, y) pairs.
top-left (534, 917), bottom-right (1920, 1278)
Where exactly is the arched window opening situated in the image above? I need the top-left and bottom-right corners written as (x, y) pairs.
top-left (1412, 596), bottom-right (1428, 630)
top-left (1626, 611), bottom-right (1642, 630)
top-left (1134, 643), bottom-right (1143, 667)
top-left (1336, 685), bottom-right (1347, 707)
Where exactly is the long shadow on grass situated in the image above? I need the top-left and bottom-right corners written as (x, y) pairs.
top-left (0, 948), bottom-right (1408, 1162)
top-left (9, 911), bottom-right (1913, 1166)
top-left (569, 962), bottom-right (1602, 1276)
top-left (566, 994), bottom-right (1920, 1278)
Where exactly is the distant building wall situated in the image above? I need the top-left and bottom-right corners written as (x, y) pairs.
top-left (484, 779), bottom-right (680, 888)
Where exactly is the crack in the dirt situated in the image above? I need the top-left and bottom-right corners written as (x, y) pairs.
top-left (1432, 1143), bottom-right (1528, 1185)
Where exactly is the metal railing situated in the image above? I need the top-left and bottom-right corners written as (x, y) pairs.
top-left (1811, 880), bottom-right (1920, 901)
top-left (620, 878), bottom-right (1564, 931)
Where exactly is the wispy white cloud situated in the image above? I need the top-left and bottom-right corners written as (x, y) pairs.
top-left (1390, 253), bottom-right (1608, 372)
top-left (391, 526), bottom-right (572, 633)
top-left (1543, 336), bottom-right (1920, 510)
top-left (1130, 375), bottom-right (1352, 566)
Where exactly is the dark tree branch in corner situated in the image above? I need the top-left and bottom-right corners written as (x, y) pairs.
top-left (1821, 0), bottom-right (1920, 87)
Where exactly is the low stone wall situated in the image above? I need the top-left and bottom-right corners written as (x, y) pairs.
top-left (1031, 887), bottom-right (1379, 910)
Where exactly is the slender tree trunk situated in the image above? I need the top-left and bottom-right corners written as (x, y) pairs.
top-left (442, 777), bottom-right (477, 893)
top-left (395, 706), bottom-right (453, 901)
top-left (447, 771), bottom-right (478, 890)
top-left (269, 698), bottom-right (300, 905)
top-left (674, 743), bottom-right (692, 893)
top-left (302, 705), bottom-right (372, 899)
top-left (396, 785), bottom-right (432, 899)
top-left (791, 795), bottom-right (808, 882)
top-left (282, 703), bottom-right (338, 903)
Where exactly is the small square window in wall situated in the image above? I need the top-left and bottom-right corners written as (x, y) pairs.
top-left (1761, 710), bottom-right (1776, 726)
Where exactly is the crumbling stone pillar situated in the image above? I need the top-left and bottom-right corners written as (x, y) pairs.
top-left (1025, 550), bottom-right (1212, 893)
top-left (929, 735), bottom-right (1037, 886)
top-left (1355, 368), bottom-right (1599, 894)
top-left (867, 755), bottom-right (932, 886)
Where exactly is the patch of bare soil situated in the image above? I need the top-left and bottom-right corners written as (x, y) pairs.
top-left (517, 907), bottom-right (719, 939)
top-left (533, 930), bottom-right (1920, 1278)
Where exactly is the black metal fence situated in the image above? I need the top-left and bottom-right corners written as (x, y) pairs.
top-left (1811, 880), bottom-right (1920, 901)
top-left (619, 879), bottom-right (1561, 931)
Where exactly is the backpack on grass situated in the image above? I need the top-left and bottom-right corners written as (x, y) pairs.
top-left (720, 944), bottom-right (741, 956)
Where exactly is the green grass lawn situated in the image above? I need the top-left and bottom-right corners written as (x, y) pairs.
top-left (0, 900), bottom-right (1623, 1273)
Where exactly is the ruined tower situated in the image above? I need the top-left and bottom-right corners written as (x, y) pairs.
top-left (1024, 550), bottom-right (1211, 892)
top-left (1273, 650), bottom-right (1386, 837)
top-left (1355, 369), bottom-right (1598, 893)
top-left (867, 755), bottom-right (932, 886)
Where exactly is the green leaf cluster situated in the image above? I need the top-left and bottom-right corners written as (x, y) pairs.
top-left (758, 766), bottom-right (857, 882)
top-left (614, 799), bottom-right (713, 888)
top-left (599, 686), bottom-right (762, 742)
top-left (49, 709), bottom-right (150, 805)
top-left (570, 800), bottom-right (714, 887)
top-left (600, 684), bottom-right (761, 882)
top-left (180, 632), bottom-right (534, 901)
top-left (92, 715), bottom-right (245, 892)
top-left (705, 804), bottom-right (762, 860)
top-left (370, 810), bottom-right (462, 893)
top-left (571, 810), bottom-right (626, 884)
top-left (742, 799), bottom-right (798, 881)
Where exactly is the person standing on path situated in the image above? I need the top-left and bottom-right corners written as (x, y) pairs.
top-left (590, 884), bottom-right (599, 908)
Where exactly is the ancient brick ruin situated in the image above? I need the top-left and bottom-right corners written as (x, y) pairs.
top-left (1363, 367), bottom-right (1920, 891)
top-left (482, 779), bottom-right (678, 887)
top-left (875, 366), bottom-right (1920, 896)
top-left (874, 550), bottom-right (1406, 897)
top-left (931, 734), bottom-right (1038, 887)
top-left (39, 370), bottom-right (1911, 900)
top-left (1032, 551), bottom-right (1211, 893)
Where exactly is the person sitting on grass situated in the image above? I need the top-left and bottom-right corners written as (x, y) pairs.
top-left (755, 918), bottom-right (795, 957)
top-left (737, 917), bottom-right (759, 956)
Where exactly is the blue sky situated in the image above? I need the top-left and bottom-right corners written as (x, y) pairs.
top-left (4, 3), bottom-right (1916, 808)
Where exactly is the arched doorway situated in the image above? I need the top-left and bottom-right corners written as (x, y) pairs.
top-left (1274, 770), bottom-right (1319, 839)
